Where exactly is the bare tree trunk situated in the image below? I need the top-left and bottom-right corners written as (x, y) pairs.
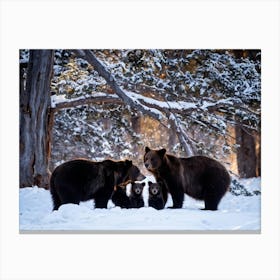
top-left (168, 128), bottom-right (177, 149)
top-left (256, 134), bottom-right (261, 177)
top-left (235, 125), bottom-right (257, 178)
top-left (20, 50), bottom-right (54, 188)
top-left (131, 115), bottom-right (141, 134)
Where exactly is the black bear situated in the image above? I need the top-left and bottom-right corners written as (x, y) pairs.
top-left (129, 182), bottom-right (145, 208)
top-left (148, 181), bottom-right (165, 210)
top-left (50, 158), bottom-right (144, 210)
top-left (111, 184), bottom-right (131, 209)
top-left (144, 147), bottom-right (230, 210)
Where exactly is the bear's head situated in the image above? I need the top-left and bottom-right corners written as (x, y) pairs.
top-left (112, 160), bottom-right (144, 186)
top-left (148, 181), bottom-right (161, 196)
top-left (106, 159), bottom-right (132, 186)
top-left (128, 165), bottom-right (146, 182)
top-left (144, 147), bottom-right (166, 172)
top-left (131, 182), bottom-right (145, 196)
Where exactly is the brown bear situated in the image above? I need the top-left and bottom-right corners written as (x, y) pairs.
top-left (50, 158), bottom-right (144, 210)
top-left (148, 181), bottom-right (165, 210)
top-left (144, 147), bottom-right (230, 210)
top-left (129, 182), bottom-right (145, 208)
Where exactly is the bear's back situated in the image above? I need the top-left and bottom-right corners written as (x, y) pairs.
top-left (53, 159), bottom-right (101, 183)
top-left (178, 155), bottom-right (230, 198)
top-left (179, 155), bottom-right (226, 172)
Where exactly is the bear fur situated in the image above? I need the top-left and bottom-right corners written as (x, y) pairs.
top-left (144, 147), bottom-right (230, 210)
top-left (148, 181), bottom-right (165, 210)
top-left (127, 165), bottom-right (146, 182)
top-left (50, 158), bottom-right (143, 210)
top-left (129, 182), bottom-right (145, 208)
top-left (111, 184), bottom-right (131, 209)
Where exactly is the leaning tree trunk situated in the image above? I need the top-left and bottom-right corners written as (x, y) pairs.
top-left (235, 125), bottom-right (257, 178)
top-left (20, 50), bottom-right (54, 188)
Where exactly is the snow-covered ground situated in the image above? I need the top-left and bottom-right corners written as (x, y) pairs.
top-left (19, 177), bottom-right (261, 232)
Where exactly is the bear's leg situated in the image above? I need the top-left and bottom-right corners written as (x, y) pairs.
top-left (161, 183), bottom-right (168, 205)
top-left (138, 198), bottom-right (144, 208)
top-left (200, 168), bottom-right (228, 211)
top-left (159, 198), bottom-right (165, 210)
top-left (152, 198), bottom-right (164, 210)
top-left (203, 188), bottom-right (221, 211)
top-left (168, 187), bottom-right (184, 209)
top-left (60, 194), bottom-right (80, 207)
top-left (50, 187), bottom-right (80, 210)
top-left (94, 187), bottom-right (113, 208)
top-left (203, 199), bottom-right (219, 211)
top-left (55, 185), bottom-right (81, 208)
top-left (50, 188), bottom-right (62, 211)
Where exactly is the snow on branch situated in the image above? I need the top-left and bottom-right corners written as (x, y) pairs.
top-left (123, 90), bottom-right (197, 111)
top-left (122, 91), bottom-right (246, 115)
top-left (50, 92), bottom-right (122, 110)
top-left (71, 50), bottom-right (164, 121)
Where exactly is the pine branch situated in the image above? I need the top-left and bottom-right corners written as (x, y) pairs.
top-left (51, 92), bottom-right (123, 111)
top-left (71, 50), bottom-right (164, 121)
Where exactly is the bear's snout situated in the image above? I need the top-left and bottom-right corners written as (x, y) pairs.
top-left (151, 188), bottom-right (158, 195)
top-left (135, 188), bottom-right (141, 195)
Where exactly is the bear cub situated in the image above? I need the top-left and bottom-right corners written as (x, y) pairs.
top-left (129, 182), bottom-right (145, 208)
top-left (148, 181), bottom-right (165, 210)
top-left (144, 147), bottom-right (230, 210)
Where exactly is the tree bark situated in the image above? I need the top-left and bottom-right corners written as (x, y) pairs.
top-left (235, 126), bottom-right (257, 178)
top-left (168, 113), bottom-right (195, 156)
top-left (256, 133), bottom-right (261, 176)
top-left (131, 115), bottom-right (141, 134)
top-left (20, 50), bottom-right (54, 188)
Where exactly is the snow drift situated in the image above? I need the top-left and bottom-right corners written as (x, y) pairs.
top-left (19, 177), bottom-right (261, 232)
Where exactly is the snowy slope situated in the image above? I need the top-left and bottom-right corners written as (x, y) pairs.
top-left (19, 177), bottom-right (261, 232)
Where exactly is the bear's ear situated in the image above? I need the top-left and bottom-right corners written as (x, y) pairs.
top-left (141, 182), bottom-right (145, 187)
top-left (145, 147), bottom-right (151, 153)
top-left (125, 160), bottom-right (132, 167)
top-left (148, 181), bottom-right (153, 186)
top-left (158, 148), bottom-right (166, 158)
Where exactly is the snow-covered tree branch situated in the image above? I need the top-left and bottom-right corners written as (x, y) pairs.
top-left (71, 50), bottom-right (165, 121)
top-left (51, 92), bottom-right (122, 111)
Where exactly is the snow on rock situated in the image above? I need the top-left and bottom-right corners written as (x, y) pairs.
top-left (19, 177), bottom-right (261, 231)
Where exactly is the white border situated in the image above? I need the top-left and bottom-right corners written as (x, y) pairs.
top-left (1, 0), bottom-right (280, 279)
